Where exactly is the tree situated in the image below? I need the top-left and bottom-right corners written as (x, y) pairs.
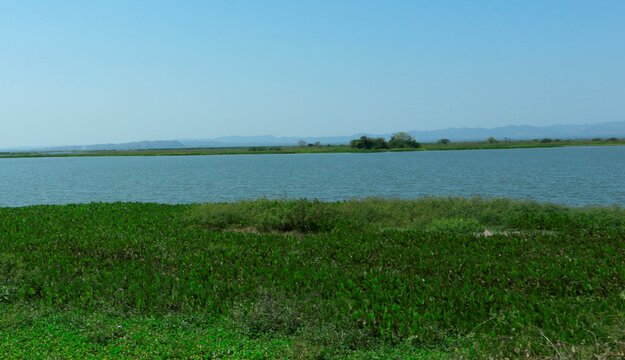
top-left (388, 132), bottom-right (420, 149)
top-left (350, 136), bottom-right (388, 150)
top-left (487, 136), bottom-right (497, 144)
top-left (297, 140), bottom-right (307, 147)
top-left (350, 136), bottom-right (370, 149)
top-left (371, 137), bottom-right (389, 149)
top-left (437, 138), bottom-right (450, 144)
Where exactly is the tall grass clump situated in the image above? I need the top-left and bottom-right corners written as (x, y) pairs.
top-left (187, 196), bottom-right (625, 234)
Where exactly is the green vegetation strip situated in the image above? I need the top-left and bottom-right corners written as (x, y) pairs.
top-left (1, 198), bottom-right (625, 358)
top-left (1, 138), bottom-right (624, 158)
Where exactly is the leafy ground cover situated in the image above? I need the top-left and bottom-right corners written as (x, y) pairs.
top-left (1, 198), bottom-right (625, 358)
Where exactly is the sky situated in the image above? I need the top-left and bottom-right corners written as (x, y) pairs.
top-left (1, 1), bottom-right (624, 147)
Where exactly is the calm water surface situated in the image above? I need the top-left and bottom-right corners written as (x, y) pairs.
top-left (1, 146), bottom-right (624, 207)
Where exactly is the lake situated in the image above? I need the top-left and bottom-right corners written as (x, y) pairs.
top-left (1, 146), bottom-right (624, 207)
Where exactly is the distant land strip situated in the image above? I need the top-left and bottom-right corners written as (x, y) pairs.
top-left (1, 138), bottom-right (624, 159)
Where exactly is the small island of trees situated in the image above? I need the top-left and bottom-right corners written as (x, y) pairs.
top-left (350, 132), bottom-right (420, 150)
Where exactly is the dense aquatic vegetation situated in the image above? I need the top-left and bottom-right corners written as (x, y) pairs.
top-left (1, 198), bottom-right (625, 358)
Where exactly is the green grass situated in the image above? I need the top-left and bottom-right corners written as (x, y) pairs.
top-left (2, 198), bottom-right (625, 358)
top-left (1, 137), bottom-right (624, 158)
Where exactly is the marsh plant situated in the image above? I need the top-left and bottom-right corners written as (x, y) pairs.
top-left (1, 198), bottom-right (625, 358)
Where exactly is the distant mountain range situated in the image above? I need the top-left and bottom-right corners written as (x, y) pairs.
top-left (3, 121), bottom-right (625, 152)
top-left (43, 140), bottom-right (187, 152)
top-left (182, 121), bottom-right (625, 147)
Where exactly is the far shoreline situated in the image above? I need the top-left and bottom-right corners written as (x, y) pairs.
top-left (1, 138), bottom-right (624, 159)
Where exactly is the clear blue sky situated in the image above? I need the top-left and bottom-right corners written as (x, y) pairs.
top-left (1, 1), bottom-right (624, 147)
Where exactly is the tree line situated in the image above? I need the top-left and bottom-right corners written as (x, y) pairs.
top-left (350, 132), bottom-right (420, 150)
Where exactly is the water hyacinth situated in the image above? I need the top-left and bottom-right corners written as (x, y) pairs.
top-left (1, 198), bottom-right (625, 358)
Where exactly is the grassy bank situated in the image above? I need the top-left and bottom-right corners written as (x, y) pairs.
top-left (2, 198), bottom-right (625, 358)
top-left (1, 138), bottom-right (624, 159)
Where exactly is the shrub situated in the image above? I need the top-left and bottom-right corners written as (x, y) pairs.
top-left (255, 199), bottom-right (336, 232)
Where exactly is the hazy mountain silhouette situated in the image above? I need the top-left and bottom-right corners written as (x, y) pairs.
top-left (41, 140), bottom-right (186, 152)
top-left (180, 121), bottom-right (625, 147)
top-left (3, 121), bottom-right (624, 151)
